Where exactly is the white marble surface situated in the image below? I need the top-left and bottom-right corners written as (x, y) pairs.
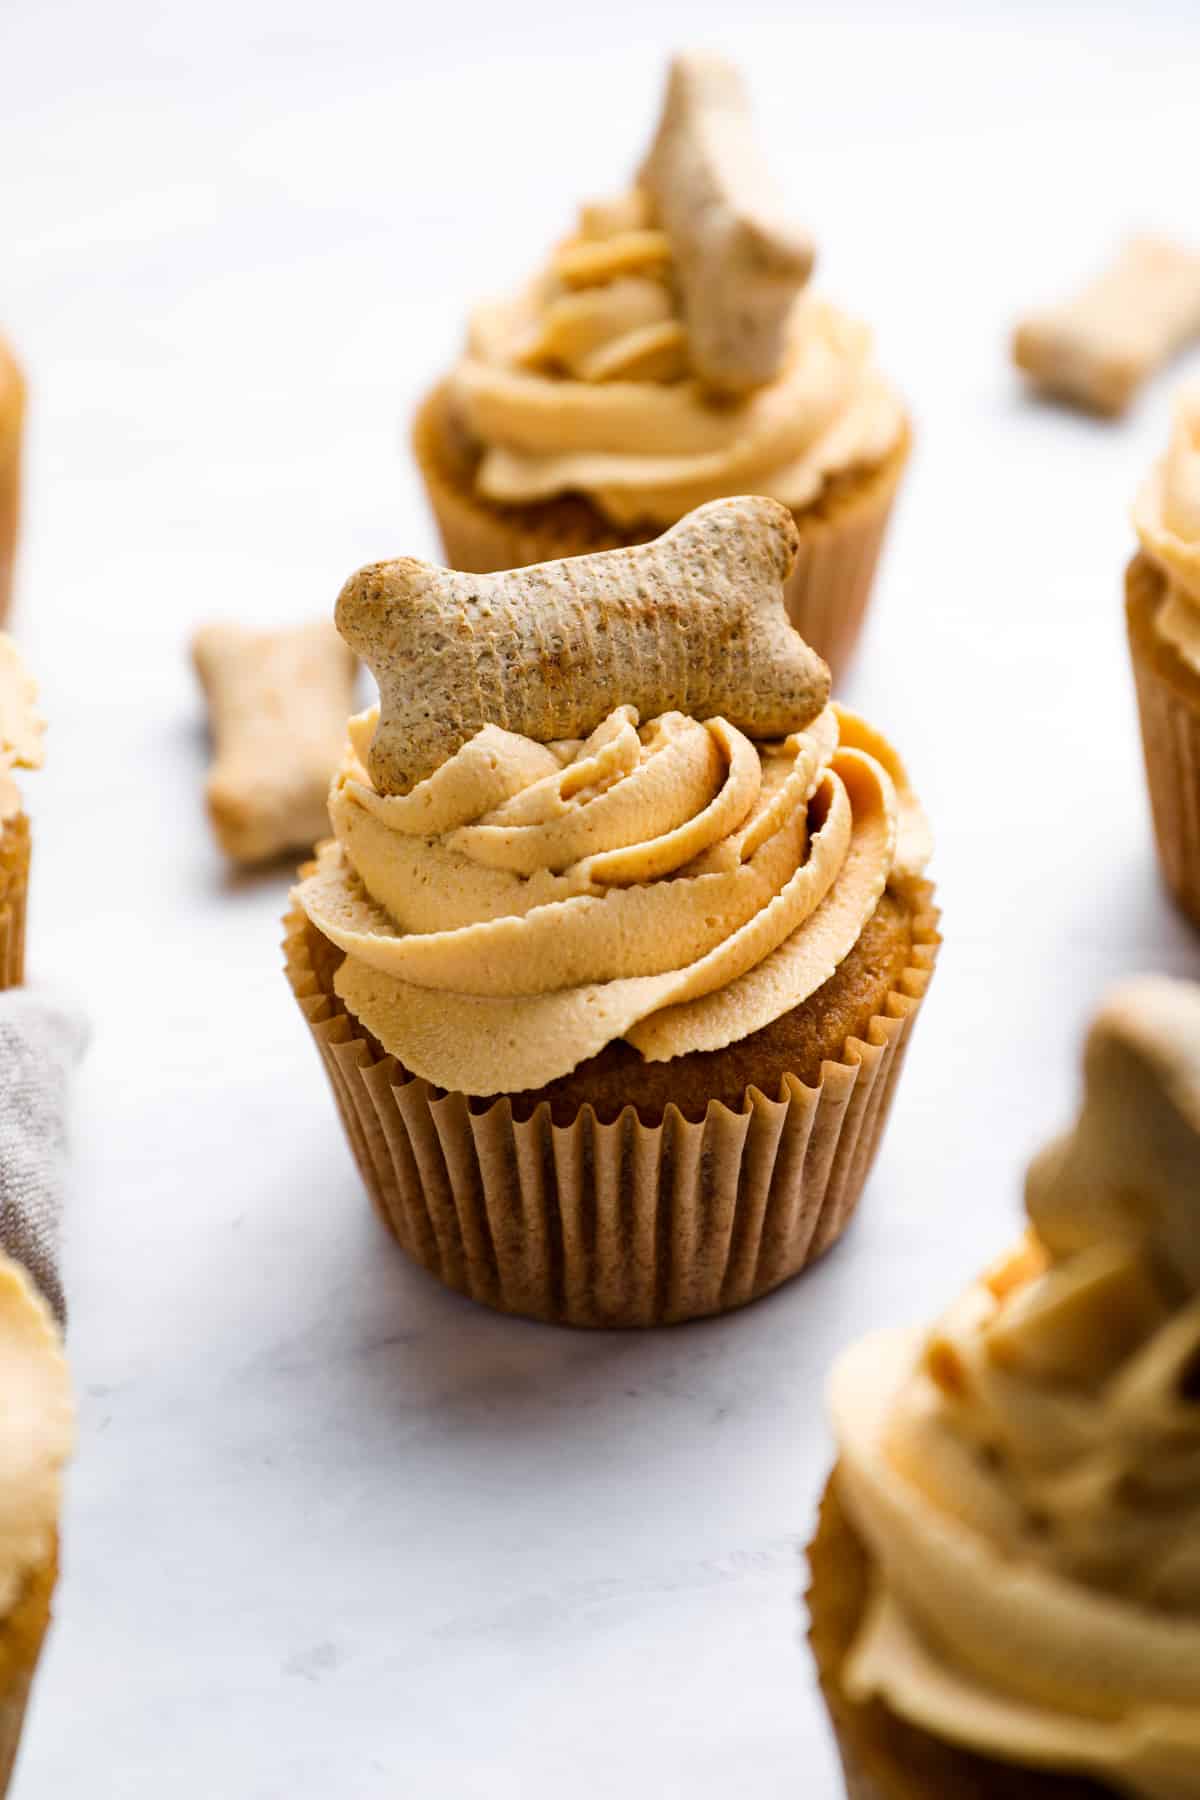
top-left (3, 1), bottom-right (1199, 1792)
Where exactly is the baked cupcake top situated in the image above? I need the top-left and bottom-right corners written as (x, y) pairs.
top-left (295, 495), bottom-right (929, 1096)
top-left (448, 54), bottom-right (905, 531)
top-left (1134, 384), bottom-right (1200, 673)
top-left (0, 1254), bottom-right (71, 1615)
top-left (829, 975), bottom-right (1200, 1798)
top-left (0, 636), bottom-right (43, 821)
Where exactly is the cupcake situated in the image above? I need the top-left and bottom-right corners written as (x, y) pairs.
top-left (0, 638), bottom-right (43, 991)
top-left (809, 974), bottom-right (1200, 1797)
top-left (0, 340), bottom-right (21, 628)
top-left (1129, 385), bottom-right (1200, 927)
top-left (0, 1253), bottom-right (72, 1794)
top-left (414, 53), bottom-right (910, 680)
top-left (285, 496), bottom-right (937, 1327)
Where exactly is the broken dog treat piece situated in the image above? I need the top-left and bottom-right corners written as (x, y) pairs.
top-left (640, 52), bottom-right (814, 394)
top-left (336, 494), bottom-right (830, 797)
top-left (1013, 235), bottom-right (1200, 417)
top-left (192, 621), bottom-right (356, 864)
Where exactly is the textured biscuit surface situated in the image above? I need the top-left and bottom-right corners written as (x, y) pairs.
top-left (336, 494), bottom-right (830, 796)
top-left (640, 52), bottom-right (813, 392)
top-left (1013, 235), bottom-right (1200, 417)
top-left (192, 620), bottom-right (356, 864)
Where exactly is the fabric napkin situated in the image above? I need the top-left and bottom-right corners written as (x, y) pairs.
top-left (0, 989), bottom-right (87, 1321)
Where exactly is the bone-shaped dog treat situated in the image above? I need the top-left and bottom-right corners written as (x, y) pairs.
top-left (336, 495), bottom-right (830, 797)
top-left (1012, 235), bottom-right (1200, 418)
top-left (639, 52), bottom-right (814, 394)
top-left (192, 621), bottom-right (357, 864)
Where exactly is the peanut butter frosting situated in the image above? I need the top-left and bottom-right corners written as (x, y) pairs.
top-left (448, 56), bottom-right (904, 531)
top-left (1135, 385), bottom-right (1200, 675)
top-left (294, 700), bottom-right (929, 1096)
top-left (0, 635), bottom-right (43, 822)
top-left (830, 975), bottom-right (1200, 1798)
top-left (0, 1254), bottom-right (71, 1617)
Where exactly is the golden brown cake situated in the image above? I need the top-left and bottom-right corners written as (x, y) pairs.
top-left (808, 975), bottom-right (1200, 1797)
top-left (0, 341), bottom-right (22, 629)
top-left (413, 54), bottom-right (910, 680)
top-left (285, 496), bottom-right (938, 1327)
top-left (0, 1256), bottom-right (72, 1795)
top-left (0, 638), bottom-right (43, 990)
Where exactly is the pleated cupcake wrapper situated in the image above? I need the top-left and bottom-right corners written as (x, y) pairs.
top-left (284, 890), bottom-right (938, 1328)
top-left (0, 815), bottom-right (30, 992)
top-left (413, 384), bottom-right (909, 683)
top-left (0, 1547), bottom-right (57, 1799)
top-left (1128, 561), bottom-right (1200, 930)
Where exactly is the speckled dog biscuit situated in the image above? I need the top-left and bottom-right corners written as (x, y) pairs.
top-left (336, 495), bottom-right (830, 796)
top-left (1013, 235), bottom-right (1200, 417)
top-left (640, 52), bottom-right (813, 393)
top-left (192, 621), bottom-right (356, 864)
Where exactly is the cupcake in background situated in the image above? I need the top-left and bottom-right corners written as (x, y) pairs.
top-left (285, 495), bottom-right (937, 1328)
top-left (0, 1253), bottom-right (71, 1794)
top-left (0, 340), bottom-right (20, 628)
top-left (809, 974), bottom-right (1200, 1798)
top-left (0, 638), bottom-right (43, 989)
top-left (1129, 386), bottom-right (1200, 927)
top-left (414, 53), bottom-right (910, 679)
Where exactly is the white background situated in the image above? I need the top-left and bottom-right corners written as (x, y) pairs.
top-left (4, 1), bottom-right (1199, 1793)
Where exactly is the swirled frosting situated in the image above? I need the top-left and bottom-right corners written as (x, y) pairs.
top-left (0, 635), bottom-right (43, 822)
top-left (1135, 386), bottom-right (1200, 674)
top-left (0, 1254), bottom-right (72, 1617)
top-left (450, 188), bottom-right (904, 530)
top-left (295, 700), bottom-right (928, 1096)
top-left (831, 975), bottom-right (1200, 1798)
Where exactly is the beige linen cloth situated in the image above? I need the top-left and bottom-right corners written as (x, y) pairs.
top-left (0, 990), bottom-right (86, 1321)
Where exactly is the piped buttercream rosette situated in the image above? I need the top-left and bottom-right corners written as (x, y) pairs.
top-left (296, 700), bottom-right (927, 1096)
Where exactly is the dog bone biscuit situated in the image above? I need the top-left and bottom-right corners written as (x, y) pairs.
top-left (639, 52), bottom-right (814, 394)
top-left (1013, 235), bottom-right (1200, 417)
top-left (192, 620), bottom-right (357, 864)
top-left (336, 495), bottom-right (830, 797)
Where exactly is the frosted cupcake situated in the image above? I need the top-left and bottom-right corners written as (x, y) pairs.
top-left (414, 53), bottom-right (910, 679)
top-left (1129, 386), bottom-right (1200, 926)
top-left (0, 1254), bottom-right (72, 1794)
top-left (0, 639), bottom-right (43, 990)
top-left (809, 974), bottom-right (1200, 1797)
top-left (284, 496), bottom-right (937, 1327)
top-left (0, 340), bottom-right (21, 627)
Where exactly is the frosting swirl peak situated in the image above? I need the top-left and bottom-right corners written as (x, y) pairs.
top-left (1135, 385), bottom-right (1200, 673)
top-left (0, 635), bottom-right (43, 822)
top-left (296, 701), bottom-right (927, 1096)
top-left (448, 52), bottom-right (903, 531)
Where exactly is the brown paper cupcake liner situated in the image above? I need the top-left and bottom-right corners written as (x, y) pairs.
top-left (807, 1475), bottom-right (1108, 1799)
top-left (0, 815), bottom-right (30, 992)
top-left (283, 886), bottom-right (938, 1328)
top-left (412, 383), bottom-right (910, 682)
top-left (1127, 552), bottom-right (1200, 929)
top-left (0, 342), bottom-right (24, 630)
top-left (0, 1544), bottom-right (57, 1798)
